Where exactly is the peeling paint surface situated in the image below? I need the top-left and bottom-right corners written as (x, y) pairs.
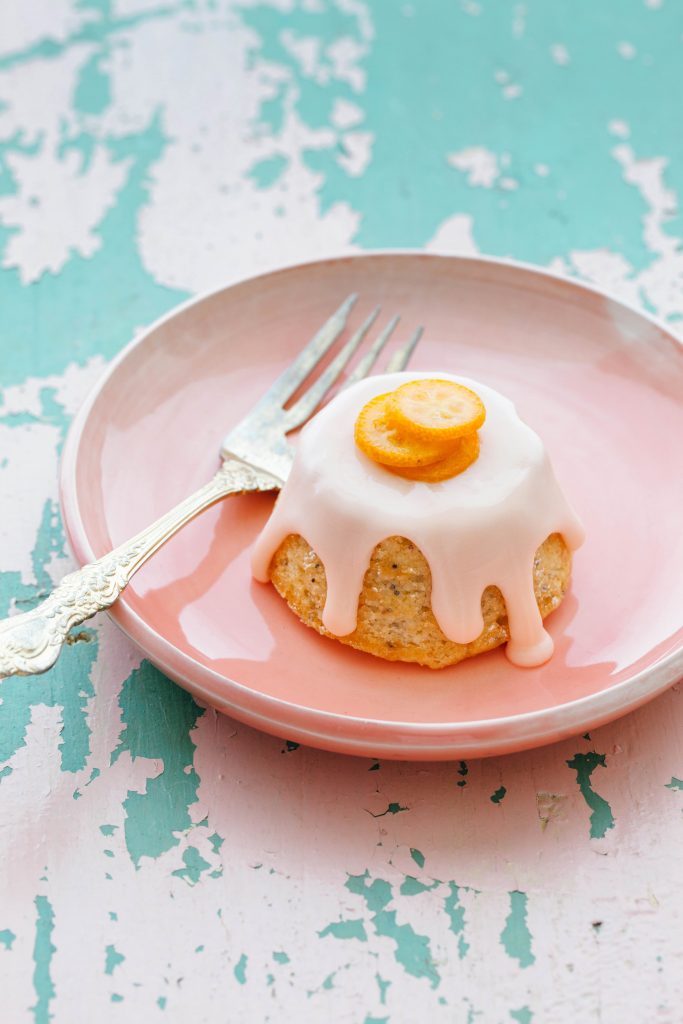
top-left (1, 1), bottom-right (683, 1021)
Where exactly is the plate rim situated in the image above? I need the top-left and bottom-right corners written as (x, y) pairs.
top-left (59, 250), bottom-right (683, 757)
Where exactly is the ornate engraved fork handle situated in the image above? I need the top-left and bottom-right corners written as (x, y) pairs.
top-left (0, 460), bottom-right (280, 679)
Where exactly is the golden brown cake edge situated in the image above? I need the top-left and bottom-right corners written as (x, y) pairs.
top-left (268, 533), bottom-right (571, 669)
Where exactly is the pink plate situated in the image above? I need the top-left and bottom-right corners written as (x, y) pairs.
top-left (60, 254), bottom-right (683, 759)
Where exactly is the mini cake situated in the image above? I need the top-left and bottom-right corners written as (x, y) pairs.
top-left (251, 372), bottom-right (585, 669)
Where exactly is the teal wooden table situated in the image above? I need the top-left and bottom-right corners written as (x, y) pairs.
top-left (1, 2), bottom-right (682, 1021)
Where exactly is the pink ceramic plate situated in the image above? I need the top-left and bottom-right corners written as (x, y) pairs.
top-left (60, 254), bottom-right (683, 759)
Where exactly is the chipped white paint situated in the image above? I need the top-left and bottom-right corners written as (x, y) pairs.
top-left (425, 213), bottom-right (479, 255)
top-left (327, 36), bottom-right (368, 92)
top-left (562, 142), bottom-right (683, 323)
top-left (617, 40), bottom-right (637, 59)
top-left (330, 97), bottom-right (365, 129)
top-left (502, 82), bottom-right (523, 100)
top-left (608, 119), bottom-right (630, 139)
top-left (0, 361), bottom-right (105, 585)
top-left (550, 43), bottom-right (570, 66)
top-left (448, 148), bottom-right (519, 193)
top-left (512, 4), bottom-right (526, 39)
top-left (461, 1), bottom-right (482, 18)
top-left (280, 30), bottom-right (324, 80)
top-left (336, 130), bottom-right (374, 177)
top-left (0, 358), bottom-right (106, 421)
top-left (612, 144), bottom-right (678, 257)
top-left (129, 18), bottom-right (361, 292)
top-left (0, 7), bottom-right (365, 295)
top-left (0, 147), bottom-right (130, 283)
top-left (0, 46), bottom-right (128, 281)
top-left (448, 147), bottom-right (502, 188)
top-left (0, 0), bottom-right (81, 53)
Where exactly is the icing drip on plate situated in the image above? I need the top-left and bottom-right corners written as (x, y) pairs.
top-left (252, 372), bottom-right (585, 667)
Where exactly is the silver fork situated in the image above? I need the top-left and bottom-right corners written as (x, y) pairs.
top-left (0, 295), bottom-right (422, 679)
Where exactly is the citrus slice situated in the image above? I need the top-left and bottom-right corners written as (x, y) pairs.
top-left (388, 379), bottom-right (486, 440)
top-left (390, 431), bottom-right (480, 482)
top-left (355, 393), bottom-right (452, 467)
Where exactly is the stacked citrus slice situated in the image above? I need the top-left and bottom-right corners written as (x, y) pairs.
top-left (354, 379), bottom-right (486, 482)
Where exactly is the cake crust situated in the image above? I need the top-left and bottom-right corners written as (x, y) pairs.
top-left (268, 533), bottom-right (571, 669)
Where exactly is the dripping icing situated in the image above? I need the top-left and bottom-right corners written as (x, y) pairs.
top-left (251, 372), bottom-right (585, 667)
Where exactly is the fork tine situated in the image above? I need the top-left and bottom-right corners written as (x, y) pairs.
top-left (384, 326), bottom-right (424, 373)
top-left (263, 293), bottom-right (357, 405)
top-left (343, 314), bottom-right (400, 388)
top-left (283, 306), bottom-right (381, 430)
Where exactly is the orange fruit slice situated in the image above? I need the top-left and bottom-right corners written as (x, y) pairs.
top-left (354, 393), bottom-right (452, 467)
top-left (390, 431), bottom-right (480, 482)
top-left (387, 379), bottom-right (486, 440)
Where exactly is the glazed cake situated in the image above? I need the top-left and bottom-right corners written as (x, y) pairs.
top-left (252, 372), bottom-right (584, 669)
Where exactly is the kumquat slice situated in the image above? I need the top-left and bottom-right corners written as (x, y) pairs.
top-left (390, 431), bottom-right (480, 482)
top-left (354, 393), bottom-right (452, 467)
top-left (388, 379), bottom-right (486, 440)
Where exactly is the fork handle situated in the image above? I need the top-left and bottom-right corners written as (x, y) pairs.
top-left (0, 460), bottom-right (280, 679)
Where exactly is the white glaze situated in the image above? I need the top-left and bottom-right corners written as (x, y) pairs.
top-left (252, 373), bottom-right (585, 667)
